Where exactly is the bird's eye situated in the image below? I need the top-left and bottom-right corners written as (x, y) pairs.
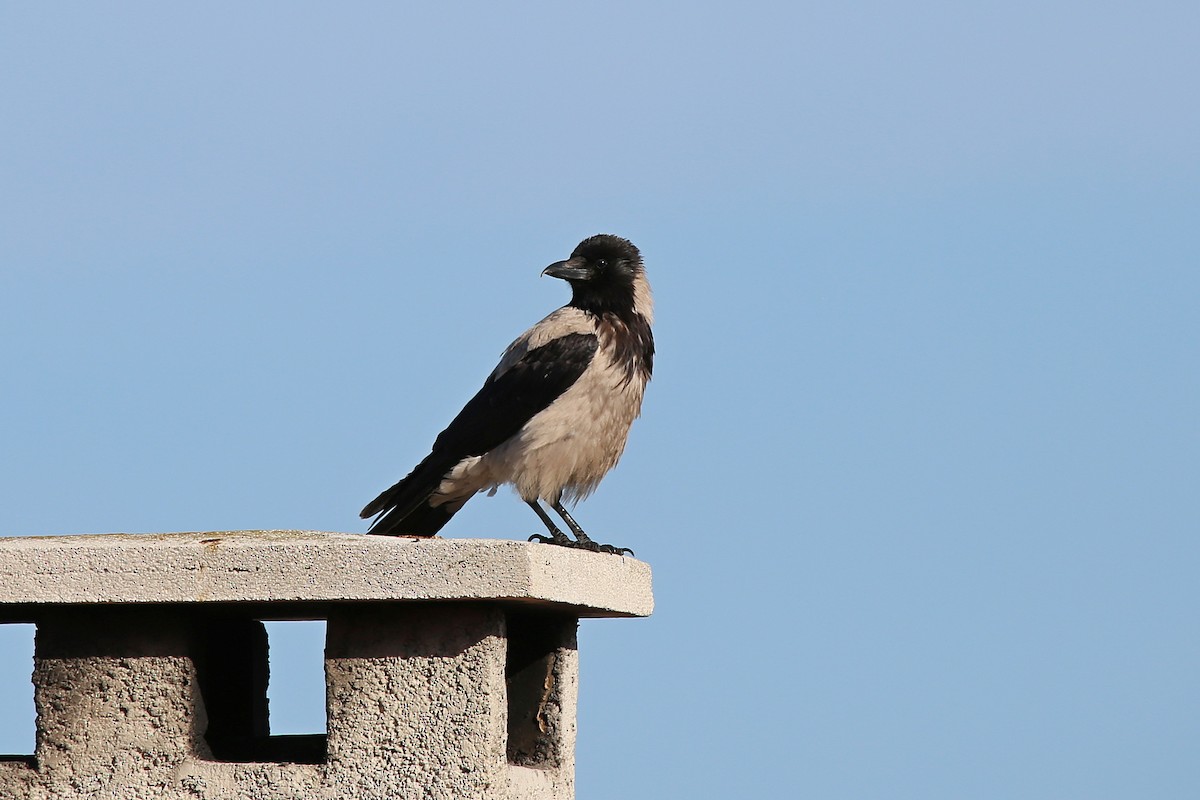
top-left (594, 258), bottom-right (608, 269)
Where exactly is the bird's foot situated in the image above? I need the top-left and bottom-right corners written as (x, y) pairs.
top-left (573, 532), bottom-right (635, 556)
top-left (529, 531), bottom-right (633, 557)
top-left (528, 531), bottom-right (575, 547)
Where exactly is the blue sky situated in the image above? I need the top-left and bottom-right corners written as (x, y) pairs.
top-left (2, 3), bottom-right (1198, 797)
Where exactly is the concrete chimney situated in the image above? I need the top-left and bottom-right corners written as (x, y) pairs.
top-left (0, 531), bottom-right (652, 800)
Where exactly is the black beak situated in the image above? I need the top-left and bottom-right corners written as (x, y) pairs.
top-left (542, 257), bottom-right (592, 282)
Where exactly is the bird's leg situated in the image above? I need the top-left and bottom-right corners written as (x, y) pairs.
top-left (550, 500), bottom-right (592, 542)
top-left (550, 500), bottom-right (634, 557)
top-left (525, 500), bottom-right (574, 547)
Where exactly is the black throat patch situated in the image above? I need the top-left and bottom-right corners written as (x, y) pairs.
top-left (594, 310), bottom-right (654, 386)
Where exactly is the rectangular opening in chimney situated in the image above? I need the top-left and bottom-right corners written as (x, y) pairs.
top-left (262, 620), bottom-right (328, 737)
top-left (0, 622), bottom-right (35, 767)
top-left (193, 615), bottom-right (327, 764)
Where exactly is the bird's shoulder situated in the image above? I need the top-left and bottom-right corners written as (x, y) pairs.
top-left (491, 306), bottom-right (597, 379)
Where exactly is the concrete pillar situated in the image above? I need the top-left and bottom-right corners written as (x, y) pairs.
top-left (32, 608), bottom-right (201, 794)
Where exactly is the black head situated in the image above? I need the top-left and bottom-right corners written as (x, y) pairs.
top-left (543, 234), bottom-right (644, 315)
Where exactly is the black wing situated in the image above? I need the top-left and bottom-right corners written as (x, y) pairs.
top-left (432, 331), bottom-right (599, 458)
top-left (360, 332), bottom-right (598, 530)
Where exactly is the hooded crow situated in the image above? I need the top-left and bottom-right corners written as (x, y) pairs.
top-left (360, 234), bottom-right (654, 555)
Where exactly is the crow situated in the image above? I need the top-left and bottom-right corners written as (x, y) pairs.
top-left (360, 234), bottom-right (654, 555)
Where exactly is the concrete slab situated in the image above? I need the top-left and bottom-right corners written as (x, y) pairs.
top-left (0, 532), bottom-right (653, 618)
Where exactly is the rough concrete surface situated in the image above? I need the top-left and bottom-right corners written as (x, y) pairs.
top-left (0, 531), bottom-right (653, 618)
top-left (0, 533), bottom-right (649, 799)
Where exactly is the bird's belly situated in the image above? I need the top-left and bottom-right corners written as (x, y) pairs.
top-left (482, 368), bottom-right (645, 503)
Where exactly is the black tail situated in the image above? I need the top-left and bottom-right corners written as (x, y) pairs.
top-left (364, 497), bottom-right (460, 536)
top-left (360, 455), bottom-right (464, 537)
